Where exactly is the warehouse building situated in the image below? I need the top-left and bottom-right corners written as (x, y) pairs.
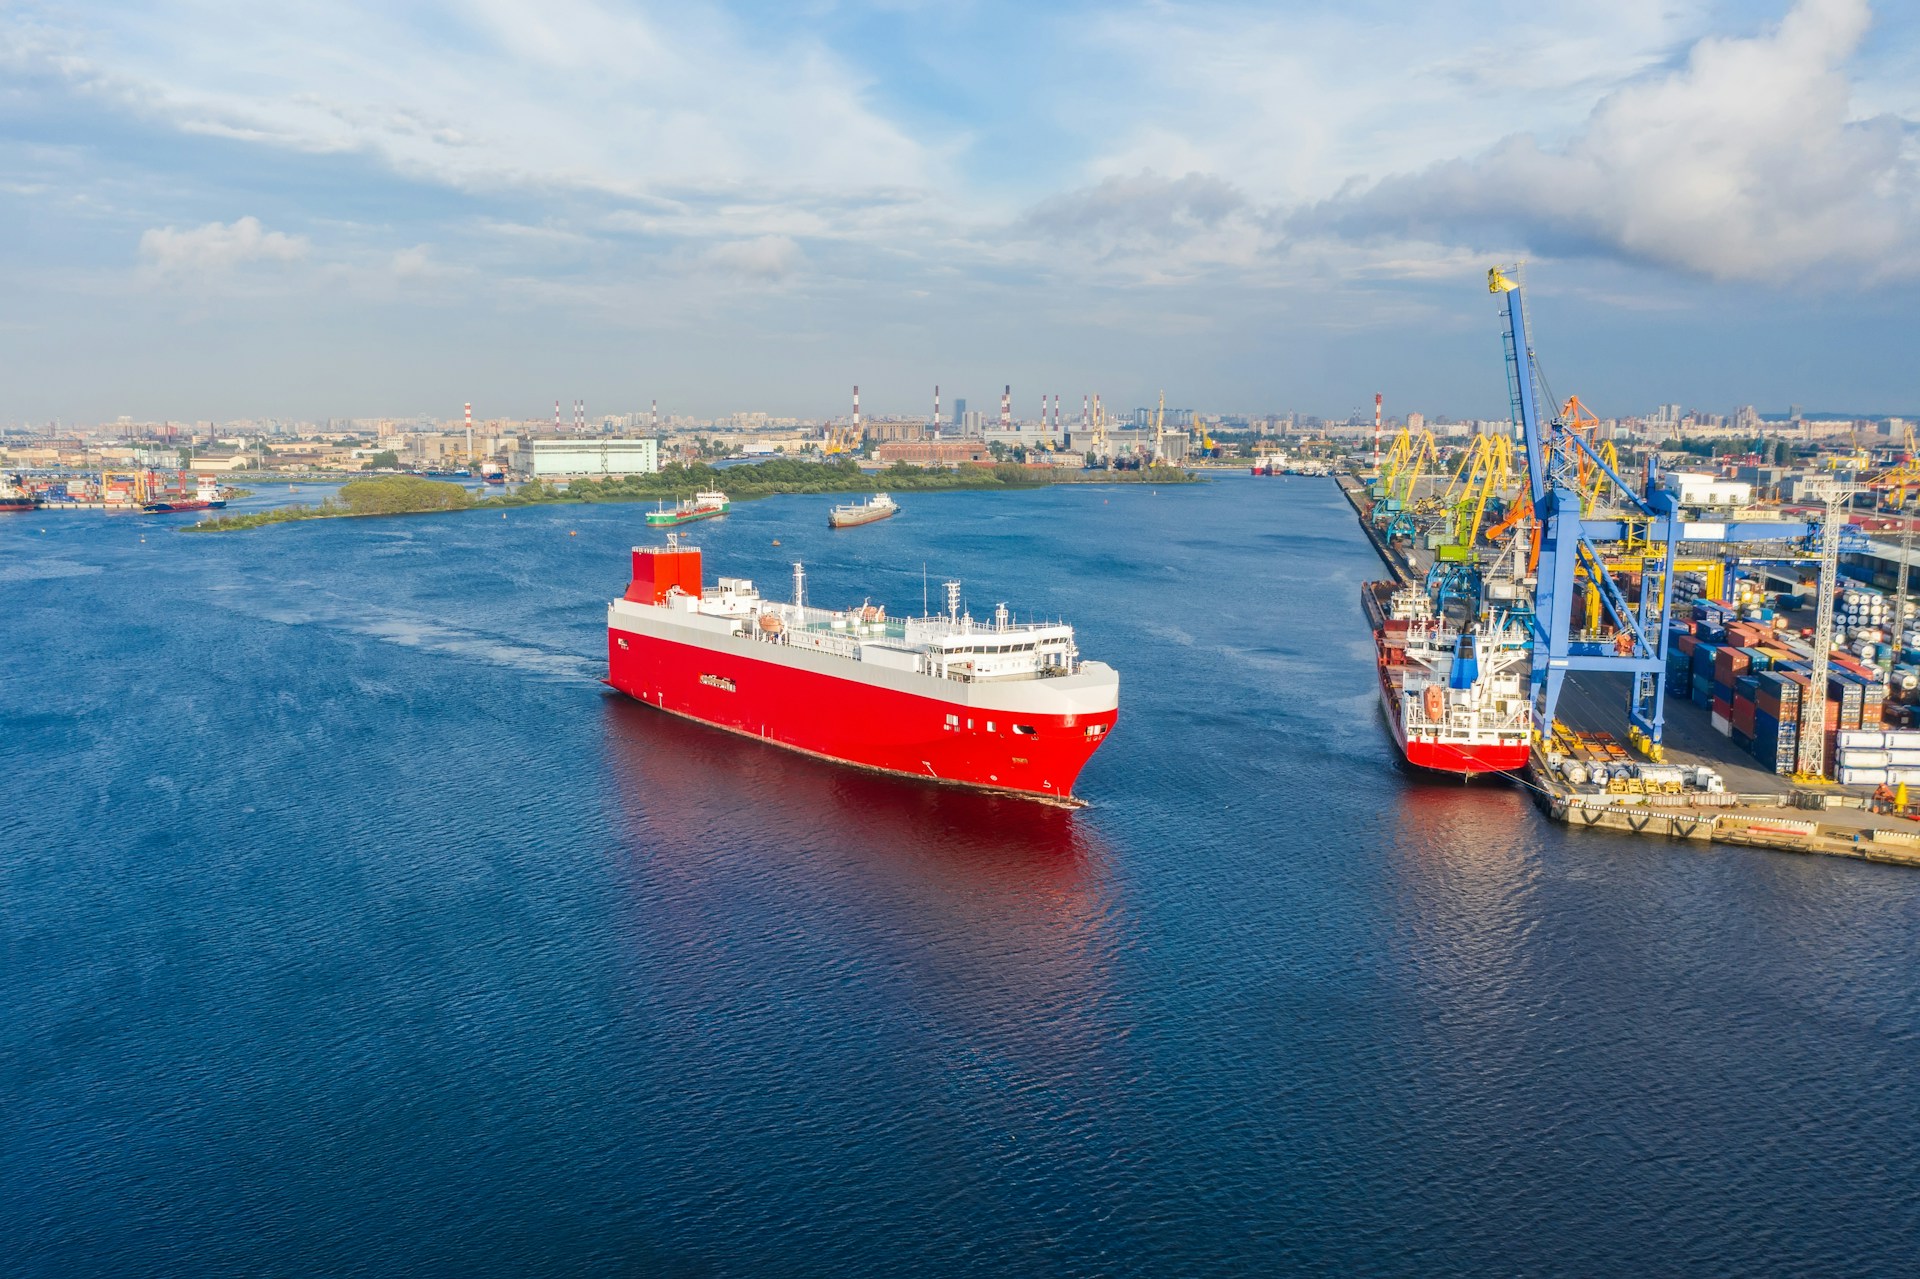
top-left (512, 438), bottom-right (659, 478)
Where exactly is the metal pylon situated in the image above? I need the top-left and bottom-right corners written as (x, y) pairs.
top-left (1796, 478), bottom-right (1862, 778)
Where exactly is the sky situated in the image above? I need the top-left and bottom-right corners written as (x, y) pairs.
top-left (2, 0), bottom-right (1918, 424)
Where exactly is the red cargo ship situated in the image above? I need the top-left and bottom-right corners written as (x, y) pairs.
top-left (606, 537), bottom-right (1119, 804)
top-left (142, 476), bottom-right (228, 513)
top-left (1364, 579), bottom-right (1532, 776)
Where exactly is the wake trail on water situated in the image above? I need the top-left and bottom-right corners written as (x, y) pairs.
top-left (216, 591), bottom-right (603, 685)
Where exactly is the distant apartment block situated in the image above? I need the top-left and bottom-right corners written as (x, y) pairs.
top-left (513, 438), bottom-right (660, 478)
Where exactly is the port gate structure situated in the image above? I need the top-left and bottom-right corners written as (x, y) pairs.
top-left (1491, 268), bottom-right (1814, 755)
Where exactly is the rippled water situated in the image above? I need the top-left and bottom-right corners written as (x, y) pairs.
top-left (5, 478), bottom-right (1918, 1275)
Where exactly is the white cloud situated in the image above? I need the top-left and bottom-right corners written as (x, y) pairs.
top-left (699, 234), bottom-right (803, 281)
top-left (1011, 171), bottom-right (1277, 283)
top-left (1074, 0), bottom-right (1717, 205)
top-left (137, 215), bottom-right (307, 274)
top-left (1299, 0), bottom-right (1920, 283)
top-left (33, 1), bottom-right (938, 203)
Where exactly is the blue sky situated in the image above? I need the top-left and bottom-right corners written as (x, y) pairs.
top-left (3, 0), bottom-right (1917, 423)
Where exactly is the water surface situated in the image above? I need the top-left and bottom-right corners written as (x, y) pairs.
top-left (4, 477), bottom-right (1917, 1275)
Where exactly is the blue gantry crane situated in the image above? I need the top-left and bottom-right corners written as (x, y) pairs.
top-left (1489, 267), bottom-right (1815, 758)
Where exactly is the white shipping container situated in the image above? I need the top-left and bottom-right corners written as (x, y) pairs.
top-left (1887, 768), bottom-right (1920, 786)
top-left (1838, 730), bottom-right (1887, 749)
top-left (1839, 750), bottom-right (1893, 768)
top-left (1711, 712), bottom-right (1732, 736)
top-left (1885, 729), bottom-right (1920, 748)
top-left (1887, 750), bottom-right (1920, 767)
top-left (1838, 767), bottom-right (1889, 785)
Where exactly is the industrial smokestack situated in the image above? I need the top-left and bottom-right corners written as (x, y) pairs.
top-left (933, 384), bottom-right (940, 425)
top-left (1001, 385), bottom-right (1010, 429)
top-left (853, 385), bottom-right (861, 430)
top-left (1373, 393), bottom-right (1383, 469)
top-left (651, 399), bottom-right (658, 432)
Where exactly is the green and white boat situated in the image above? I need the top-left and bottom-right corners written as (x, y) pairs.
top-left (645, 490), bottom-right (730, 527)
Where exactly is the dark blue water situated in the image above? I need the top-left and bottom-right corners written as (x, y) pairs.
top-left (5, 478), bottom-right (1918, 1276)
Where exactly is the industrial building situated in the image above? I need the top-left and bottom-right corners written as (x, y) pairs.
top-left (875, 441), bottom-right (989, 467)
top-left (512, 438), bottom-right (659, 479)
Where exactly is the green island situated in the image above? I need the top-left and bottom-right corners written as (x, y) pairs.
top-left (185, 459), bottom-right (1197, 532)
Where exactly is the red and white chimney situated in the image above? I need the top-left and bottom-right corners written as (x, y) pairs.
top-left (1373, 393), bottom-right (1383, 468)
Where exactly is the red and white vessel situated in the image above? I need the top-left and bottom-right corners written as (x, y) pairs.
top-left (607, 537), bottom-right (1119, 804)
top-left (1364, 579), bottom-right (1532, 776)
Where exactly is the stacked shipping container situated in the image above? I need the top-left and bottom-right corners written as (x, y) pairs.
top-left (1668, 600), bottom-right (1888, 776)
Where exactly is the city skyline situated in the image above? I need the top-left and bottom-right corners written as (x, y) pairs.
top-left (4, 0), bottom-right (1917, 422)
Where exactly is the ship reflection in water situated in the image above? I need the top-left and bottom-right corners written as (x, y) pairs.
top-left (598, 693), bottom-right (1132, 1085)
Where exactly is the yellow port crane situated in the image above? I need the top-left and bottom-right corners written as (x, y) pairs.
top-left (1377, 426), bottom-right (1439, 513)
top-left (1439, 433), bottom-right (1514, 551)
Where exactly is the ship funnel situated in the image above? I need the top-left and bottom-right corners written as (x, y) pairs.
top-left (1449, 631), bottom-right (1480, 690)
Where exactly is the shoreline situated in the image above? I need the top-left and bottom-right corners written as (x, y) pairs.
top-left (184, 464), bottom-right (1202, 533)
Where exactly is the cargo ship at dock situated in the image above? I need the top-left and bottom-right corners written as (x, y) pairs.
top-left (1, 473), bottom-right (39, 513)
top-left (1364, 578), bottom-right (1533, 777)
top-left (829, 493), bottom-right (898, 529)
top-left (606, 537), bottom-right (1119, 804)
top-left (142, 477), bottom-right (228, 514)
top-left (645, 491), bottom-right (729, 527)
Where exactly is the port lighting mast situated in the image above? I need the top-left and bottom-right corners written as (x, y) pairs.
top-left (1796, 479), bottom-right (1860, 777)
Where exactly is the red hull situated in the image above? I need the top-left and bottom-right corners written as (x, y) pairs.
top-left (142, 499), bottom-right (224, 513)
top-left (607, 627), bottom-right (1116, 804)
top-left (1400, 733), bottom-right (1530, 775)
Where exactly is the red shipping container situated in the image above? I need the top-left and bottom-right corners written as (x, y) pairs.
top-left (1711, 696), bottom-right (1734, 721)
top-left (1733, 697), bottom-right (1757, 737)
